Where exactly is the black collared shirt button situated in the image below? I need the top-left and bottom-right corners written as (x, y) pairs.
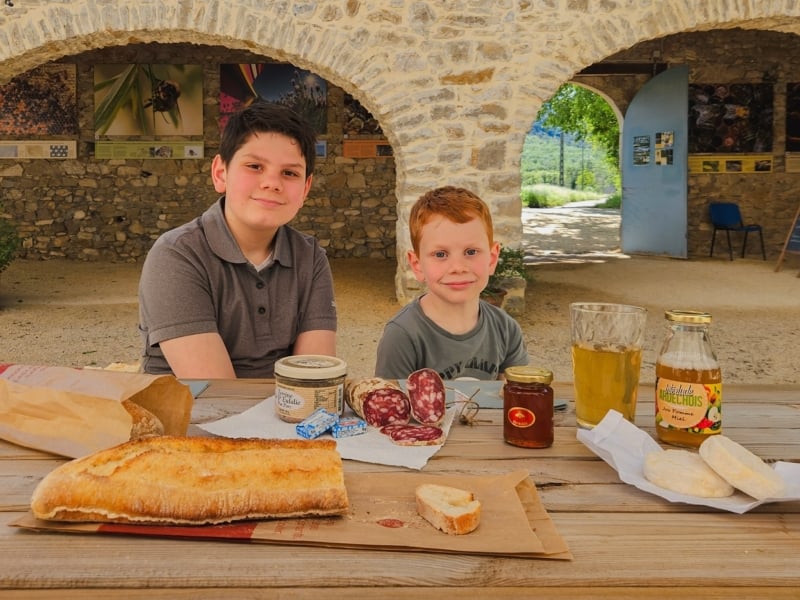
top-left (256, 281), bottom-right (265, 289)
top-left (258, 306), bottom-right (266, 315)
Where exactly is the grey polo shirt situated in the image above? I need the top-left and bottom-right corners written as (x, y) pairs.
top-left (374, 297), bottom-right (529, 380)
top-left (138, 198), bottom-right (337, 378)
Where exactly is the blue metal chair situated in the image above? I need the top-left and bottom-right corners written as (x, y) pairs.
top-left (709, 202), bottom-right (766, 260)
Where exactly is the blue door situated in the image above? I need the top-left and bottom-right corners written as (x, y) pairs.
top-left (621, 65), bottom-right (688, 258)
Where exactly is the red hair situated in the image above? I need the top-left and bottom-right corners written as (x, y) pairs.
top-left (409, 186), bottom-right (494, 253)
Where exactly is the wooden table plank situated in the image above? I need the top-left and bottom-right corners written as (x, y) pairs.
top-left (1, 380), bottom-right (798, 596)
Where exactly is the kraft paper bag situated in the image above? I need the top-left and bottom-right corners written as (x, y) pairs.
top-left (13, 470), bottom-right (572, 559)
top-left (0, 364), bottom-right (193, 458)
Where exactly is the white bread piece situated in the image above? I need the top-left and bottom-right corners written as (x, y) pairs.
top-left (415, 483), bottom-right (481, 535)
top-left (699, 435), bottom-right (786, 500)
top-left (31, 436), bottom-right (349, 525)
top-left (643, 449), bottom-right (734, 498)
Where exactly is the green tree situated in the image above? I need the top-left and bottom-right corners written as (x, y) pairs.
top-left (537, 84), bottom-right (620, 177)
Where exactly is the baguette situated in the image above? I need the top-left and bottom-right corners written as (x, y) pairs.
top-left (415, 483), bottom-right (481, 535)
top-left (699, 435), bottom-right (786, 500)
top-left (31, 436), bottom-right (349, 525)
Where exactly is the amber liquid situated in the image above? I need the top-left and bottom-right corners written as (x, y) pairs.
top-left (655, 361), bottom-right (722, 448)
top-left (503, 381), bottom-right (554, 448)
top-left (572, 343), bottom-right (642, 428)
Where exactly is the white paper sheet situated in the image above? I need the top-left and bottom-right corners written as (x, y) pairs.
top-left (197, 396), bottom-right (457, 470)
top-left (577, 410), bottom-right (800, 514)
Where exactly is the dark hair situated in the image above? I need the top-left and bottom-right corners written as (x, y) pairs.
top-left (218, 101), bottom-right (317, 177)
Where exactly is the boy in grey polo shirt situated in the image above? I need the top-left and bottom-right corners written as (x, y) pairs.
top-left (375, 186), bottom-right (528, 380)
top-left (138, 101), bottom-right (336, 378)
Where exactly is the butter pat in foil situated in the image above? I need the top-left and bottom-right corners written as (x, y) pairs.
top-left (331, 416), bottom-right (367, 438)
top-left (295, 408), bottom-right (338, 439)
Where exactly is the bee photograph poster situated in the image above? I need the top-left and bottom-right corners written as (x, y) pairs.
top-left (93, 64), bottom-right (204, 137)
top-left (219, 64), bottom-right (327, 135)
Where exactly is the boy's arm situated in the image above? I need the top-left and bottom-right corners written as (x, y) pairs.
top-left (293, 329), bottom-right (336, 357)
top-left (160, 333), bottom-right (236, 379)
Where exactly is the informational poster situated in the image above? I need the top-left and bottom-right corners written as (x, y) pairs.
top-left (94, 64), bottom-right (203, 137)
top-left (687, 153), bottom-right (772, 173)
top-left (655, 131), bottom-right (674, 166)
top-left (688, 83), bottom-right (773, 153)
top-left (0, 64), bottom-right (78, 136)
top-left (219, 64), bottom-right (327, 135)
top-left (343, 93), bottom-right (383, 136)
top-left (94, 141), bottom-right (203, 159)
top-left (632, 135), bottom-right (651, 165)
top-left (785, 83), bottom-right (800, 152)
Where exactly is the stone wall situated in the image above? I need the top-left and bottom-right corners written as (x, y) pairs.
top-left (0, 44), bottom-right (397, 262)
top-left (2, 2), bottom-right (800, 303)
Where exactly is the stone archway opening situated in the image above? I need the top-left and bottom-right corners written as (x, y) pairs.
top-left (520, 84), bottom-right (624, 265)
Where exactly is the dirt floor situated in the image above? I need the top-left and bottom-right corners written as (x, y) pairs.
top-left (2, 206), bottom-right (799, 385)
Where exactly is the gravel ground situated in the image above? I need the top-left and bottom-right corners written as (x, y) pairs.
top-left (2, 207), bottom-right (799, 384)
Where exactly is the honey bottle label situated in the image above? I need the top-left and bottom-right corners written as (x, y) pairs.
top-left (655, 378), bottom-right (722, 434)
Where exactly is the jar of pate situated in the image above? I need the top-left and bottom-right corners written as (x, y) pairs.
top-left (503, 366), bottom-right (554, 448)
top-left (274, 355), bottom-right (347, 423)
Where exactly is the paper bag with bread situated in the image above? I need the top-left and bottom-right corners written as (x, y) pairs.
top-left (0, 364), bottom-right (193, 458)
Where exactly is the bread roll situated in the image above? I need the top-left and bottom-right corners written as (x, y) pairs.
top-left (643, 449), bottom-right (734, 498)
top-left (121, 399), bottom-right (164, 439)
top-left (31, 436), bottom-right (349, 525)
top-left (699, 435), bottom-right (786, 500)
top-left (415, 483), bottom-right (481, 535)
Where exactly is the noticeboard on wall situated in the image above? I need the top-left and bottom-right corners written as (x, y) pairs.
top-left (687, 153), bottom-right (773, 174)
top-left (342, 139), bottom-right (393, 158)
top-left (94, 141), bottom-right (203, 159)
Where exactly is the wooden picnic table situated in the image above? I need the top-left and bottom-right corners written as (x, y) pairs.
top-left (1, 379), bottom-right (799, 598)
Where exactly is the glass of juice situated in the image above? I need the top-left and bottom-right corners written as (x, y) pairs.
top-left (570, 302), bottom-right (647, 429)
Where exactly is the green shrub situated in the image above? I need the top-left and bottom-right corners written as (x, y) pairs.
top-left (520, 184), bottom-right (604, 208)
top-left (0, 213), bottom-right (19, 275)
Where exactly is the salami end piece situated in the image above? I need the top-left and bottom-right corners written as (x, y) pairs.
top-left (346, 377), bottom-right (411, 427)
top-left (385, 424), bottom-right (445, 446)
top-left (406, 368), bottom-right (446, 426)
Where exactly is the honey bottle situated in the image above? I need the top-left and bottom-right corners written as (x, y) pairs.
top-left (503, 366), bottom-right (554, 448)
top-left (655, 310), bottom-right (722, 448)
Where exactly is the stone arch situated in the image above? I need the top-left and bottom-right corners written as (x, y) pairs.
top-left (3, 1), bottom-right (800, 302)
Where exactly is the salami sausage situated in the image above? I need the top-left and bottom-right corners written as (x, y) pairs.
top-left (346, 377), bottom-right (411, 427)
top-left (384, 424), bottom-right (445, 446)
top-left (363, 388), bottom-right (411, 427)
top-left (406, 368), bottom-right (446, 426)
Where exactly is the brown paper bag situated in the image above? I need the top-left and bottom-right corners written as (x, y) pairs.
top-left (0, 364), bottom-right (193, 458)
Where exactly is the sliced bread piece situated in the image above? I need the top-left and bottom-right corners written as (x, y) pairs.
top-left (699, 435), bottom-right (786, 500)
top-left (415, 483), bottom-right (481, 535)
top-left (643, 449), bottom-right (734, 498)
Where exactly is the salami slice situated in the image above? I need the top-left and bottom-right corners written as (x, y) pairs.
top-left (384, 424), bottom-right (445, 446)
top-left (346, 377), bottom-right (409, 425)
top-left (406, 368), bottom-right (446, 426)
top-left (362, 388), bottom-right (411, 427)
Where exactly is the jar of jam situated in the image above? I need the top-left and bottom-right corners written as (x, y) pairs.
top-left (655, 310), bottom-right (722, 448)
top-left (503, 366), bottom-right (554, 448)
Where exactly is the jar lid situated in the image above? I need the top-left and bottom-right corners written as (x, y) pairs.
top-left (504, 366), bottom-right (553, 385)
top-left (274, 355), bottom-right (347, 379)
top-left (665, 309), bottom-right (712, 324)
